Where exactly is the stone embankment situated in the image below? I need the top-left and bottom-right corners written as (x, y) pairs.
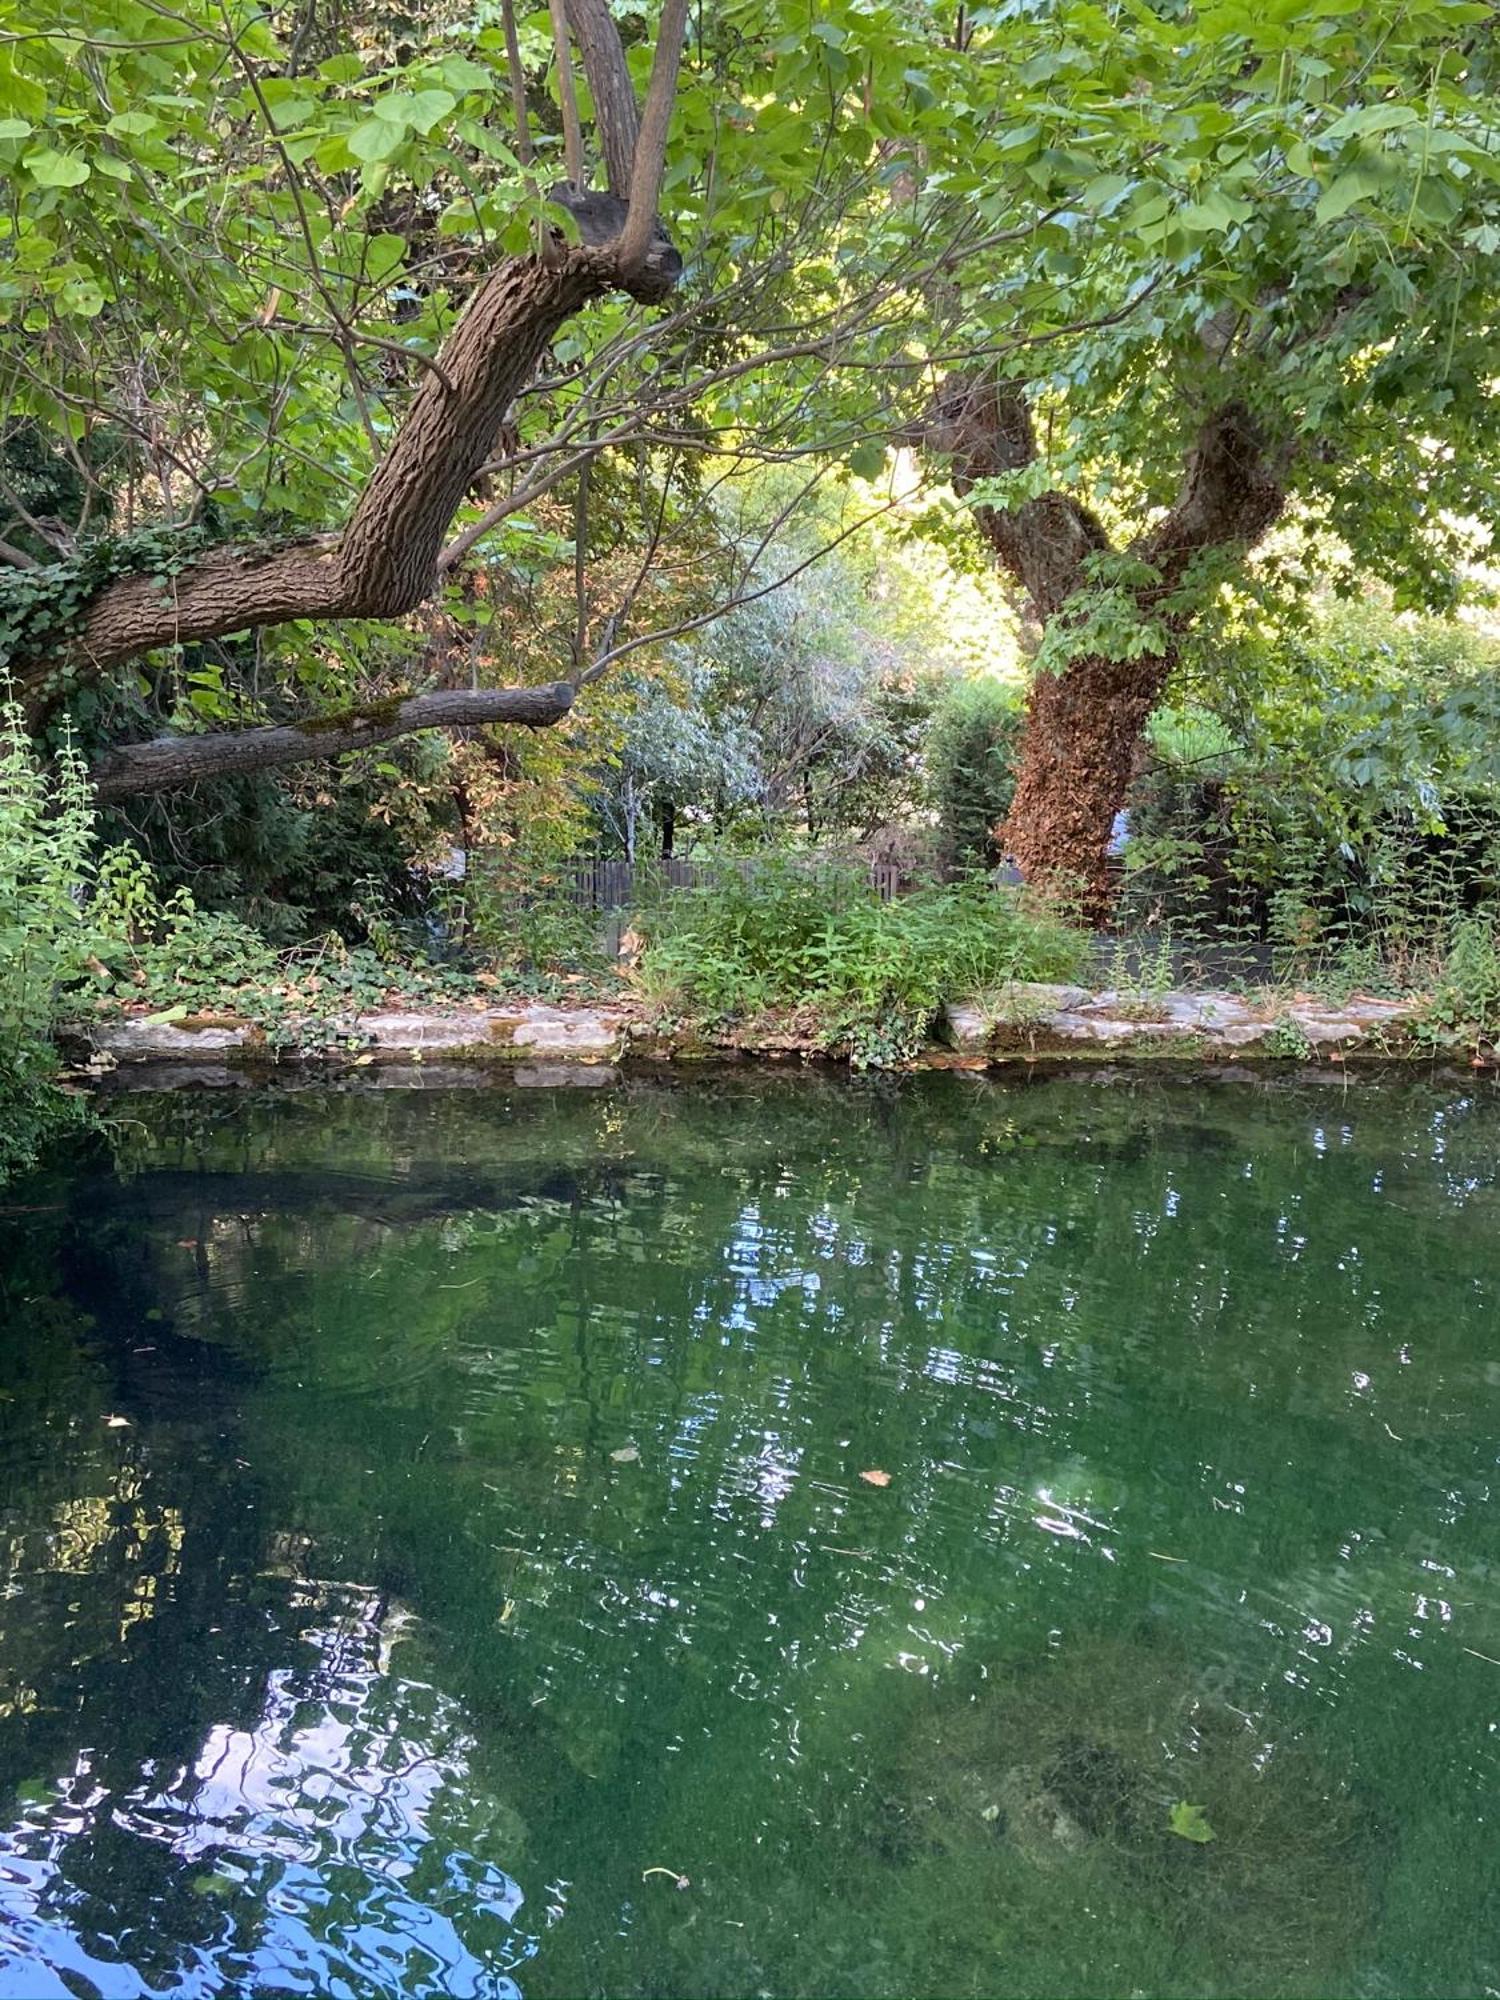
top-left (938, 983), bottom-right (1416, 1055)
top-left (72, 983), bottom-right (1427, 1078)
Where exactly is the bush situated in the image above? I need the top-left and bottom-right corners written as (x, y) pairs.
top-left (1118, 607), bottom-right (1500, 989)
top-left (0, 704), bottom-right (97, 1181)
top-left (926, 677), bottom-right (1023, 870)
top-left (459, 847), bottom-right (609, 979)
top-left (636, 857), bottom-right (1086, 1065)
top-left (1422, 910), bottom-right (1500, 1054)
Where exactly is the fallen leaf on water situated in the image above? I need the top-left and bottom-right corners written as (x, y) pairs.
top-left (1168, 1800), bottom-right (1216, 1844)
top-left (189, 1872), bottom-right (238, 1900)
top-left (610, 1445), bottom-right (639, 1464)
top-left (859, 1468), bottom-right (892, 1487)
top-left (103, 1415), bottom-right (130, 1429)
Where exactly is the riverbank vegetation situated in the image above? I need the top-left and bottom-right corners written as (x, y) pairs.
top-left (3, 0), bottom-right (1500, 1164)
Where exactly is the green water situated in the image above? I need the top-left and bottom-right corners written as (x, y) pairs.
top-left (0, 1070), bottom-right (1497, 2000)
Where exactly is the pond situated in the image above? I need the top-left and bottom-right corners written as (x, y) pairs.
top-left (0, 1069), bottom-right (1496, 1999)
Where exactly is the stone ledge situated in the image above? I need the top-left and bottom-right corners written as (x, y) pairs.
top-left (939, 986), bottom-right (1419, 1056)
top-left (65, 986), bottom-right (1431, 1077)
top-left (78, 1003), bottom-right (629, 1067)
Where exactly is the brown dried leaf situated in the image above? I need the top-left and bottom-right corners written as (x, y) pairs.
top-left (859, 1468), bottom-right (892, 1488)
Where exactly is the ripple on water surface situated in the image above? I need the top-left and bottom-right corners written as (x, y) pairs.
top-left (0, 1072), bottom-right (1497, 1998)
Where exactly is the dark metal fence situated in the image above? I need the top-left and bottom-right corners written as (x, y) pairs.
top-left (554, 854), bottom-right (903, 912)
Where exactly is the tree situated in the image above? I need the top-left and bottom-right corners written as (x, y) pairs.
top-left (5, 0), bottom-right (1496, 889)
top-left (910, 0), bottom-right (1500, 909)
top-left (2, 0), bottom-right (690, 760)
top-left (0, 0), bottom-right (988, 794)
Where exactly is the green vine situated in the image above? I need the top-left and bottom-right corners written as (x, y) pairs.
top-left (0, 525), bottom-right (218, 682)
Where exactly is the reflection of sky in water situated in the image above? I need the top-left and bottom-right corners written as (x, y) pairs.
top-left (0, 1586), bottom-right (530, 1998)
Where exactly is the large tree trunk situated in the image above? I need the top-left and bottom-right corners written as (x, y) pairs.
top-left (1001, 650), bottom-right (1172, 916)
top-left (924, 383), bottom-right (1286, 912)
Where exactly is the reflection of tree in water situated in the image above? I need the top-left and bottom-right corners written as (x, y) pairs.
top-left (0, 1580), bottom-right (534, 1998)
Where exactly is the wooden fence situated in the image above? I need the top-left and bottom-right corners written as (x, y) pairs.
top-left (554, 854), bottom-right (903, 911)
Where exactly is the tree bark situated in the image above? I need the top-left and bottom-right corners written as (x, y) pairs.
top-left (60, 254), bottom-right (611, 688)
top-left (924, 380), bottom-right (1286, 913)
top-left (1000, 650), bottom-right (1172, 914)
top-left (91, 683), bottom-right (575, 802)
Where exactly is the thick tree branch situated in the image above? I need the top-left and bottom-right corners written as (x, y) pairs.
top-left (39, 233), bottom-right (679, 692)
top-left (563, 0), bottom-right (640, 196)
top-left (916, 376), bottom-right (1110, 615)
top-left (617, 0), bottom-right (689, 280)
top-left (6, 1), bottom-right (687, 704)
top-left (91, 683), bottom-right (575, 801)
top-left (1134, 399), bottom-right (1288, 588)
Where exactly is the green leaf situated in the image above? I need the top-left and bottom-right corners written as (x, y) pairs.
top-left (1168, 1801), bottom-right (1216, 1844)
top-left (1081, 173), bottom-right (1132, 212)
top-left (347, 117), bottom-right (407, 164)
top-left (189, 1872), bottom-right (238, 1900)
top-left (372, 88), bottom-right (455, 135)
top-left (363, 231), bottom-right (407, 282)
top-left (23, 148), bottom-right (90, 188)
top-left (106, 110), bottom-right (160, 138)
top-left (1315, 168), bottom-right (1383, 222)
top-left (404, 87), bottom-right (458, 133)
top-left (0, 117), bottom-right (32, 141)
top-left (436, 54), bottom-right (495, 94)
top-left (59, 277), bottom-right (105, 317)
top-left (1324, 102), bottom-right (1420, 143)
top-left (1180, 188), bottom-right (1253, 233)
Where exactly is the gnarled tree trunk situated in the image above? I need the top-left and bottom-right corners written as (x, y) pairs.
top-left (924, 381), bottom-right (1287, 915)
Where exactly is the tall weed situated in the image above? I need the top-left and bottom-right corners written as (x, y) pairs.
top-left (0, 701), bottom-right (96, 1179)
top-left (637, 859), bottom-right (1086, 1065)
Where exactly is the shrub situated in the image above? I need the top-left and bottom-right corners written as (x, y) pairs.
top-left (636, 858), bottom-right (1087, 1065)
top-left (1422, 910), bottom-right (1500, 1055)
top-left (0, 703), bottom-right (96, 1181)
top-left (926, 677), bottom-right (1023, 870)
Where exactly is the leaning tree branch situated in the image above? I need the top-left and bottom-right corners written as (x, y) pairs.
top-left (90, 683), bottom-right (575, 801)
top-left (563, 0), bottom-right (640, 195)
top-left (8, 0), bottom-right (689, 720)
top-left (616, 0), bottom-right (689, 280)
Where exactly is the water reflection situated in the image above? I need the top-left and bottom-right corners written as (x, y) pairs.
top-left (0, 1582), bottom-right (530, 1998)
top-left (0, 1070), bottom-right (1496, 1998)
